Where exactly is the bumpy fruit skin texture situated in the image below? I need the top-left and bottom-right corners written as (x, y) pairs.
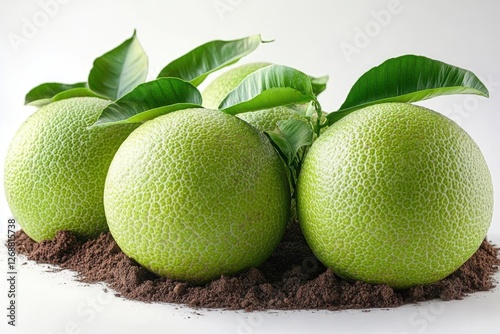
top-left (104, 108), bottom-right (290, 283)
top-left (298, 103), bottom-right (493, 289)
top-left (4, 97), bottom-right (137, 242)
top-left (237, 106), bottom-right (303, 133)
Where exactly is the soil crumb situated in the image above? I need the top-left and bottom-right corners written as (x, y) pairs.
top-left (13, 223), bottom-right (500, 311)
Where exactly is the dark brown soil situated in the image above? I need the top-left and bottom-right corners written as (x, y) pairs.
top-left (13, 223), bottom-right (500, 311)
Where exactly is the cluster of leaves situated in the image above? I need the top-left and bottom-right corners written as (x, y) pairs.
top-left (26, 31), bottom-right (489, 190)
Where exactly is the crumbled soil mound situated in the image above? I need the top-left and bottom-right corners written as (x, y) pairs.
top-left (14, 223), bottom-right (500, 311)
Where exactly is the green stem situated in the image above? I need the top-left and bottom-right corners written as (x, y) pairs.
top-left (314, 100), bottom-right (322, 138)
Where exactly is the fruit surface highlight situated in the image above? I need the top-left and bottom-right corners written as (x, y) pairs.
top-left (4, 97), bottom-right (137, 241)
top-left (104, 108), bottom-right (290, 283)
top-left (297, 102), bottom-right (493, 289)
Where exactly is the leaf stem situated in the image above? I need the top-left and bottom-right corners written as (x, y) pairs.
top-left (314, 99), bottom-right (322, 138)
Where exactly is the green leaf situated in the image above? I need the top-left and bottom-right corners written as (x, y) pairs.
top-left (327, 55), bottom-right (489, 125)
top-left (278, 119), bottom-right (313, 164)
top-left (157, 35), bottom-right (265, 86)
top-left (25, 82), bottom-right (87, 106)
top-left (265, 119), bottom-right (313, 195)
top-left (88, 30), bottom-right (148, 100)
top-left (265, 119), bottom-right (313, 166)
top-left (266, 130), bottom-right (294, 166)
top-left (219, 64), bottom-right (316, 115)
top-left (310, 75), bottom-right (329, 96)
top-left (92, 77), bottom-right (202, 127)
top-left (51, 88), bottom-right (108, 102)
top-left (121, 103), bottom-right (203, 123)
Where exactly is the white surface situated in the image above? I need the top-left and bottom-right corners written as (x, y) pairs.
top-left (1, 0), bottom-right (499, 333)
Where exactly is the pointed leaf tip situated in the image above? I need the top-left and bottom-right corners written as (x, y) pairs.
top-left (88, 31), bottom-right (149, 100)
top-left (327, 55), bottom-right (489, 125)
top-left (25, 82), bottom-right (88, 106)
top-left (157, 35), bottom-right (265, 86)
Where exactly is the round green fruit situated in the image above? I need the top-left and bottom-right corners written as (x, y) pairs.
top-left (4, 97), bottom-right (137, 242)
top-left (297, 102), bottom-right (493, 289)
top-left (104, 108), bottom-right (290, 283)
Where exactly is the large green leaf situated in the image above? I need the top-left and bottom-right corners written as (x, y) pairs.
top-left (219, 64), bottom-right (316, 115)
top-left (25, 82), bottom-right (87, 106)
top-left (88, 30), bottom-right (148, 100)
top-left (157, 35), bottom-right (265, 86)
top-left (327, 55), bottom-right (489, 125)
top-left (92, 78), bottom-right (202, 127)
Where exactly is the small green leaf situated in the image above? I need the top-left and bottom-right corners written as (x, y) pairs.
top-left (265, 119), bottom-right (313, 195)
top-left (265, 119), bottom-right (313, 166)
top-left (327, 55), bottom-right (489, 125)
top-left (92, 77), bottom-right (202, 127)
top-left (310, 75), bottom-right (329, 96)
top-left (277, 119), bottom-right (313, 164)
top-left (88, 30), bottom-right (148, 100)
top-left (157, 35), bottom-right (265, 86)
top-left (25, 82), bottom-right (87, 106)
top-left (219, 64), bottom-right (316, 115)
top-left (266, 130), bottom-right (294, 166)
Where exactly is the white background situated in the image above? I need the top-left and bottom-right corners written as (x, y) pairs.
top-left (0, 0), bottom-right (499, 333)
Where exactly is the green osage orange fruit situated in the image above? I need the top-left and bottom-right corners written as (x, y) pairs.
top-left (297, 102), bottom-right (493, 289)
top-left (202, 62), bottom-right (303, 133)
top-left (104, 108), bottom-right (290, 283)
top-left (4, 97), bottom-right (138, 242)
